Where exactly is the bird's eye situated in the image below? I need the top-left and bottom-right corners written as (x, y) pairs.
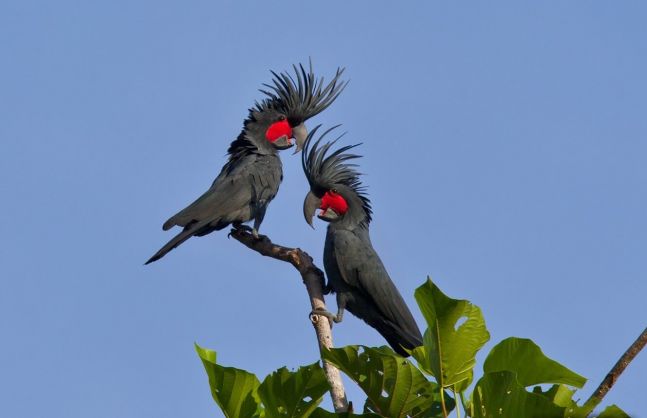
top-left (278, 115), bottom-right (286, 121)
top-left (331, 189), bottom-right (337, 194)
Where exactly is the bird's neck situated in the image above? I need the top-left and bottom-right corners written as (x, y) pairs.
top-left (227, 126), bottom-right (277, 159)
top-left (328, 210), bottom-right (370, 232)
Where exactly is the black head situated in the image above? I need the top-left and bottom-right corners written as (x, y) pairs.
top-left (247, 108), bottom-right (295, 151)
top-left (258, 61), bottom-right (348, 153)
top-left (301, 125), bottom-right (372, 228)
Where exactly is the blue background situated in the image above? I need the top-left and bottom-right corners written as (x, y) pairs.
top-left (1, 1), bottom-right (645, 417)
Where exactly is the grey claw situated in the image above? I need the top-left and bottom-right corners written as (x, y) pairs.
top-left (310, 308), bottom-right (339, 328)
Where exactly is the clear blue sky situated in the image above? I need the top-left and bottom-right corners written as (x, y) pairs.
top-left (1, 1), bottom-right (645, 417)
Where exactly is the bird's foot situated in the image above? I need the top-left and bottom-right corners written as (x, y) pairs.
top-left (310, 308), bottom-right (342, 328)
top-left (322, 284), bottom-right (333, 295)
top-left (229, 224), bottom-right (253, 239)
top-left (233, 224), bottom-right (253, 233)
top-left (228, 225), bottom-right (265, 241)
top-left (232, 224), bottom-right (262, 237)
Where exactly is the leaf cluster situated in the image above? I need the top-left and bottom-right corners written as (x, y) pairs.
top-left (196, 279), bottom-right (629, 418)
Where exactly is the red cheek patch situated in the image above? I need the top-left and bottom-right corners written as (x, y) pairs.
top-left (265, 120), bottom-right (293, 142)
top-left (320, 191), bottom-right (349, 215)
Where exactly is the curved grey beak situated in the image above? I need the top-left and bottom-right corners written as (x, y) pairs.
top-left (272, 135), bottom-right (294, 150)
top-left (303, 191), bottom-right (321, 228)
top-left (292, 123), bottom-right (308, 154)
top-left (317, 208), bottom-right (340, 222)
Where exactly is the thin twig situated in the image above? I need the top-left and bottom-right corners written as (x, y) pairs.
top-left (582, 326), bottom-right (647, 415)
top-left (229, 228), bottom-right (349, 413)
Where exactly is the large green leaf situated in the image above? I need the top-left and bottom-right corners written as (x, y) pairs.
top-left (322, 345), bottom-right (452, 418)
top-left (412, 278), bottom-right (490, 389)
top-left (195, 343), bottom-right (262, 418)
top-left (483, 337), bottom-right (586, 388)
top-left (472, 371), bottom-right (565, 418)
top-left (257, 362), bottom-right (330, 418)
top-left (596, 405), bottom-right (630, 418)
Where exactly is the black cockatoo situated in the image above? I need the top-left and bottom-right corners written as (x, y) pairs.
top-left (301, 126), bottom-right (423, 356)
top-left (146, 64), bottom-right (346, 264)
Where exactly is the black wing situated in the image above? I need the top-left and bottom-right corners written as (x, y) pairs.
top-left (331, 229), bottom-right (422, 354)
top-left (163, 153), bottom-right (280, 230)
top-left (146, 154), bottom-right (281, 264)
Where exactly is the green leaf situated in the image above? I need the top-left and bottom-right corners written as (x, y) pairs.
top-left (195, 343), bottom-right (262, 418)
top-left (532, 384), bottom-right (577, 408)
top-left (412, 278), bottom-right (490, 389)
top-left (310, 407), bottom-right (382, 418)
top-left (257, 362), bottom-right (330, 418)
top-left (596, 405), bottom-right (630, 418)
top-left (322, 345), bottom-right (452, 418)
top-left (472, 371), bottom-right (565, 418)
top-left (484, 337), bottom-right (586, 388)
top-left (531, 384), bottom-right (595, 418)
top-left (451, 369), bottom-right (473, 393)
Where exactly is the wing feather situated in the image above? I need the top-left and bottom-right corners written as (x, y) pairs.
top-left (163, 153), bottom-right (280, 230)
top-left (331, 229), bottom-right (422, 345)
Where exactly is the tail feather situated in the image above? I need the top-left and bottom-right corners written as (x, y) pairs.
top-left (354, 305), bottom-right (422, 357)
top-left (162, 218), bottom-right (176, 231)
top-left (375, 319), bottom-right (423, 357)
top-left (145, 219), bottom-right (213, 265)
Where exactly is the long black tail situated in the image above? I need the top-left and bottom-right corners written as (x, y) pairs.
top-left (373, 318), bottom-right (423, 357)
top-left (145, 228), bottom-right (197, 265)
top-left (353, 306), bottom-right (423, 356)
top-left (145, 218), bottom-right (216, 264)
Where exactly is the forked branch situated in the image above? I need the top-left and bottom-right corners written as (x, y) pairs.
top-left (229, 228), bottom-right (349, 413)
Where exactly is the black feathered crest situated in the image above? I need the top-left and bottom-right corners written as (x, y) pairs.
top-left (302, 125), bottom-right (372, 223)
top-left (258, 61), bottom-right (347, 123)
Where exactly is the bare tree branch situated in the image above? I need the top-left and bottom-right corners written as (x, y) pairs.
top-left (229, 228), bottom-right (349, 413)
top-left (583, 326), bottom-right (647, 415)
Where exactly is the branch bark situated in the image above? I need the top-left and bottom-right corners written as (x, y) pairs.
top-left (583, 326), bottom-right (647, 415)
top-left (229, 228), bottom-right (349, 413)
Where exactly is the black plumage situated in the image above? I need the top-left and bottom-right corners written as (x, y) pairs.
top-left (301, 126), bottom-right (423, 356)
top-left (146, 63), bottom-right (346, 264)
